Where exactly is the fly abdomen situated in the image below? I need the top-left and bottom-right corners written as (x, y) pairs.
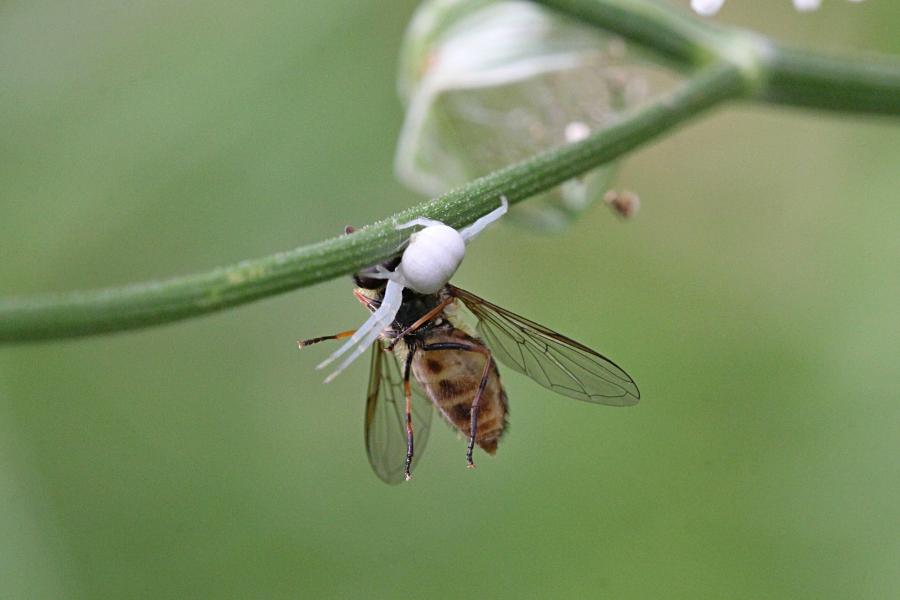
top-left (411, 329), bottom-right (508, 454)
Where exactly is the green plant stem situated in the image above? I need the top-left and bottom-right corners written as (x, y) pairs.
top-left (2, 0), bottom-right (899, 343)
top-left (761, 45), bottom-right (900, 115)
top-left (0, 63), bottom-right (745, 343)
top-left (533, 0), bottom-right (722, 67)
top-left (535, 0), bottom-right (900, 116)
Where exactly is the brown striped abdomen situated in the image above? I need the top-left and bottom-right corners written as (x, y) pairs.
top-left (411, 329), bottom-right (508, 454)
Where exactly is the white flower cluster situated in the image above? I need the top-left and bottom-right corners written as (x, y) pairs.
top-left (691, 0), bottom-right (864, 16)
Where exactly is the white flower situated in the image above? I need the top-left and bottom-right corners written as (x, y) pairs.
top-left (793, 0), bottom-right (822, 10)
top-left (691, 0), bottom-right (726, 15)
top-left (691, 0), bottom-right (864, 16)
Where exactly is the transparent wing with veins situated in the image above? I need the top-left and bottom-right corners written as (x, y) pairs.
top-left (365, 343), bottom-right (434, 484)
top-left (450, 285), bottom-right (640, 406)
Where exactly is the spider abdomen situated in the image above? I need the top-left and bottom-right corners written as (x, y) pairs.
top-left (398, 225), bottom-right (466, 294)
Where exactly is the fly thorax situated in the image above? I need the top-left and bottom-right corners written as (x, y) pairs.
top-left (397, 224), bottom-right (465, 294)
top-left (443, 299), bottom-right (479, 338)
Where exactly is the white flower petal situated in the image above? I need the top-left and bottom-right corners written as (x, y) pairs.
top-left (691, 0), bottom-right (726, 17)
top-left (564, 121), bottom-right (591, 143)
top-left (793, 0), bottom-right (822, 11)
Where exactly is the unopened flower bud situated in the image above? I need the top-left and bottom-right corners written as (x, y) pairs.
top-left (395, 0), bottom-right (653, 231)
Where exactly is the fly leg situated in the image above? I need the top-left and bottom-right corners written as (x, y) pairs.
top-left (297, 330), bottom-right (355, 348)
top-left (402, 345), bottom-right (417, 481)
top-left (420, 341), bottom-right (493, 469)
top-left (387, 295), bottom-right (454, 351)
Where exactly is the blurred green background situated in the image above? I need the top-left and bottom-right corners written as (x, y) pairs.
top-left (1, 1), bottom-right (898, 598)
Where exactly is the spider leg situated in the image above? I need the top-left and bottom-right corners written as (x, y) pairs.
top-left (459, 196), bottom-right (508, 243)
top-left (318, 278), bottom-right (404, 382)
top-left (361, 264), bottom-right (395, 280)
top-left (395, 216), bottom-right (444, 230)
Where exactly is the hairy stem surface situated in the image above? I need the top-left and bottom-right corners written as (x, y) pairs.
top-left (0, 65), bottom-right (744, 342)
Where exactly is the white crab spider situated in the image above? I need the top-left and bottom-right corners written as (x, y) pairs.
top-left (317, 196), bottom-right (509, 383)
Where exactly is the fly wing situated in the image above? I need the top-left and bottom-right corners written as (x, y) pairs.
top-left (364, 342), bottom-right (434, 484)
top-left (449, 285), bottom-right (640, 406)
